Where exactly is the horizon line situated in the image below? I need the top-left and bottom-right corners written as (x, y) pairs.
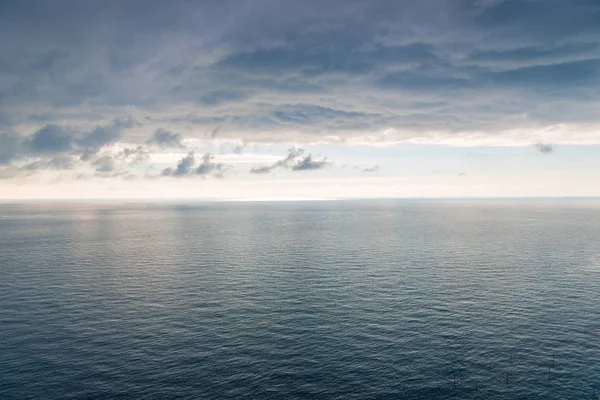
top-left (1, 196), bottom-right (599, 203)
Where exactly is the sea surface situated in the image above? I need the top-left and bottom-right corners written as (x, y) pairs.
top-left (1, 200), bottom-right (599, 399)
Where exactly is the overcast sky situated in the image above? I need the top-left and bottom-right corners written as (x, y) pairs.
top-left (1, 0), bottom-right (600, 199)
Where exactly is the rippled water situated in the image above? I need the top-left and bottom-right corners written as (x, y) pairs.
top-left (1, 200), bottom-right (599, 399)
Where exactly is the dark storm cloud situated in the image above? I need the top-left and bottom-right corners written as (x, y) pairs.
top-left (161, 152), bottom-right (229, 178)
top-left (148, 129), bottom-right (186, 148)
top-left (1, 0), bottom-right (600, 148)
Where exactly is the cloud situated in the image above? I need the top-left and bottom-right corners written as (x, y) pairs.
top-left (12, 118), bottom-right (133, 162)
top-left (78, 118), bottom-right (135, 160)
top-left (0, 166), bottom-right (30, 180)
top-left (2, 0), bottom-right (600, 157)
top-left (92, 155), bottom-right (117, 173)
top-left (162, 152), bottom-right (195, 176)
top-left (22, 156), bottom-right (76, 171)
top-left (0, 117), bottom-right (137, 178)
top-left (534, 143), bottom-right (554, 154)
top-left (198, 90), bottom-right (249, 106)
top-left (27, 125), bottom-right (73, 154)
top-left (250, 148), bottom-right (303, 174)
top-left (161, 152), bottom-right (230, 177)
top-left (0, 133), bottom-right (21, 164)
top-left (118, 146), bottom-right (150, 164)
top-left (363, 166), bottom-right (380, 173)
top-left (148, 129), bottom-right (186, 148)
top-left (250, 148), bottom-right (329, 173)
top-left (195, 153), bottom-right (231, 177)
top-left (291, 155), bottom-right (329, 171)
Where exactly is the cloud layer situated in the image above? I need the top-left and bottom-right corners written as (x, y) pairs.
top-left (1, 0), bottom-right (599, 181)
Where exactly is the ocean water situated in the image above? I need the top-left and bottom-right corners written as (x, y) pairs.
top-left (1, 200), bottom-right (599, 399)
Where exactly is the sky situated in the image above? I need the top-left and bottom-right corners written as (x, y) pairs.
top-left (1, 0), bottom-right (600, 199)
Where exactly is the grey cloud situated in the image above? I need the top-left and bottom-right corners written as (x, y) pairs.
top-left (2, 0), bottom-right (600, 145)
top-left (148, 129), bottom-right (186, 148)
top-left (161, 152), bottom-right (230, 178)
top-left (92, 155), bottom-right (117, 173)
top-left (0, 118), bottom-right (136, 176)
top-left (9, 120), bottom-right (133, 161)
top-left (173, 152), bottom-right (195, 176)
top-left (249, 165), bottom-right (273, 175)
top-left (118, 146), bottom-right (150, 164)
top-left (195, 154), bottom-right (230, 177)
top-left (232, 143), bottom-right (245, 154)
top-left (0, 133), bottom-right (21, 164)
top-left (0, 166), bottom-right (29, 180)
top-left (22, 156), bottom-right (76, 171)
top-left (198, 90), bottom-right (249, 106)
top-left (19, 119), bottom-right (132, 161)
top-left (363, 166), bottom-right (380, 173)
top-left (251, 148), bottom-right (329, 173)
top-left (78, 118), bottom-right (134, 159)
top-left (534, 143), bottom-right (554, 154)
top-left (291, 155), bottom-right (329, 171)
top-left (27, 125), bottom-right (73, 154)
top-left (250, 148), bottom-right (304, 174)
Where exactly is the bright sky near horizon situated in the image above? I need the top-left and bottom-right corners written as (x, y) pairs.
top-left (1, 0), bottom-right (600, 199)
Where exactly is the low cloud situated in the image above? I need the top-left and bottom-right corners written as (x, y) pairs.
top-left (250, 148), bottom-right (329, 174)
top-left (195, 154), bottom-right (231, 177)
top-left (0, 118), bottom-right (137, 178)
top-left (535, 143), bottom-right (554, 153)
top-left (291, 155), bottom-right (329, 171)
top-left (27, 125), bottom-right (73, 154)
top-left (363, 166), bottom-right (380, 173)
top-left (148, 129), bottom-right (186, 149)
top-left (22, 156), bottom-right (76, 171)
top-left (0, 133), bottom-right (22, 164)
top-left (78, 118), bottom-right (134, 159)
top-left (161, 152), bottom-right (230, 178)
top-left (92, 155), bottom-right (117, 173)
top-left (118, 146), bottom-right (150, 164)
top-left (0, 166), bottom-right (31, 180)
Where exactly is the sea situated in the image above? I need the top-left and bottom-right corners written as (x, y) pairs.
top-left (1, 199), bottom-right (599, 399)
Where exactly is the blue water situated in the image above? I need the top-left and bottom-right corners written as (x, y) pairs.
top-left (1, 200), bottom-right (599, 399)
